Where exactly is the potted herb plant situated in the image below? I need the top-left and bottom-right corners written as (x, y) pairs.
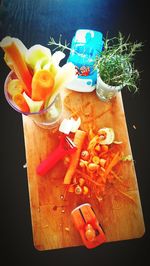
top-left (95, 32), bottom-right (143, 101)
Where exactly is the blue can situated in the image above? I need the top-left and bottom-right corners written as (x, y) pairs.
top-left (67, 29), bottom-right (103, 92)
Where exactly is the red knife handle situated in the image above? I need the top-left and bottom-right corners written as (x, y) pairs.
top-left (36, 145), bottom-right (67, 176)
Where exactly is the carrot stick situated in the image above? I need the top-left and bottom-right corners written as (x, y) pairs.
top-left (31, 69), bottom-right (54, 101)
top-left (13, 94), bottom-right (30, 113)
top-left (63, 130), bottom-right (86, 184)
top-left (0, 37), bottom-right (32, 96)
top-left (104, 152), bottom-right (121, 178)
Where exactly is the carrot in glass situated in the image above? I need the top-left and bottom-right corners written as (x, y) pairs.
top-left (31, 69), bottom-right (54, 101)
top-left (13, 94), bottom-right (30, 113)
top-left (0, 37), bottom-right (32, 96)
top-left (63, 130), bottom-right (87, 185)
top-left (7, 79), bottom-right (24, 97)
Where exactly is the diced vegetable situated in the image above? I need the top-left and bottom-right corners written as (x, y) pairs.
top-left (81, 150), bottom-right (90, 161)
top-left (59, 117), bottom-right (81, 134)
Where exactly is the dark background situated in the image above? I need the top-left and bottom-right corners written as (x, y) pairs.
top-left (0, 0), bottom-right (149, 265)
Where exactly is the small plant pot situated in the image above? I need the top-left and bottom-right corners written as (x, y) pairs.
top-left (96, 74), bottom-right (124, 102)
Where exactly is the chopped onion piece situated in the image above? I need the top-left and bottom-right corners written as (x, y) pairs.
top-left (99, 127), bottom-right (115, 145)
top-left (59, 117), bottom-right (81, 134)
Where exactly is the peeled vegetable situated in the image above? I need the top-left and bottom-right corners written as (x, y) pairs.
top-left (46, 62), bottom-right (76, 107)
top-left (64, 130), bottom-right (87, 184)
top-left (7, 79), bottom-right (24, 97)
top-left (13, 93), bottom-right (30, 113)
top-left (25, 44), bottom-right (52, 71)
top-left (23, 92), bottom-right (43, 113)
top-left (31, 69), bottom-right (54, 101)
top-left (50, 51), bottom-right (65, 76)
top-left (0, 36), bottom-right (32, 96)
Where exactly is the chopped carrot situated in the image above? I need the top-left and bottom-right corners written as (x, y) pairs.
top-left (75, 169), bottom-right (103, 188)
top-left (101, 145), bottom-right (108, 152)
top-left (31, 69), bottom-right (54, 101)
top-left (63, 130), bottom-right (87, 184)
top-left (13, 93), bottom-right (30, 113)
top-left (1, 38), bottom-right (32, 96)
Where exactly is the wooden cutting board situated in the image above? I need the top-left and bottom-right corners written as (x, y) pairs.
top-left (23, 90), bottom-right (145, 251)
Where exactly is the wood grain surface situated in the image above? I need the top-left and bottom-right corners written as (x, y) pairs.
top-left (23, 90), bottom-right (145, 251)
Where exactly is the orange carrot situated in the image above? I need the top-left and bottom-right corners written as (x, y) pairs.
top-left (63, 130), bottom-right (87, 184)
top-left (1, 38), bottom-right (32, 96)
top-left (31, 69), bottom-right (54, 101)
top-left (13, 94), bottom-right (30, 113)
top-left (104, 152), bottom-right (121, 178)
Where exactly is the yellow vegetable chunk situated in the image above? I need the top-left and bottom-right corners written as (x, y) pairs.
top-left (7, 79), bottom-right (24, 97)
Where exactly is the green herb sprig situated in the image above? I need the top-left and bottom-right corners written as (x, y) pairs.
top-left (48, 34), bottom-right (71, 52)
top-left (95, 32), bottom-right (143, 92)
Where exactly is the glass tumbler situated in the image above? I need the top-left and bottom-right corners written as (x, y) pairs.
top-left (4, 71), bottom-right (63, 129)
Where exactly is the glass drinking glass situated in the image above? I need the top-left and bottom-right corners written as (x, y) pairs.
top-left (4, 71), bottom-right (62, 129)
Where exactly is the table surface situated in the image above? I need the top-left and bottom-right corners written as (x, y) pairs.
top-left (0, 0), bottom-right (149, 265)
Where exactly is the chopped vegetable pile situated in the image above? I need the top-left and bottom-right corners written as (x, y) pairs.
top-left (63, 126), bottom-right (134, 203)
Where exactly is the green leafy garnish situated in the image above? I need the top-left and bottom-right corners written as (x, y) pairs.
top-left (95, 32), bottom-right (143, 92)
